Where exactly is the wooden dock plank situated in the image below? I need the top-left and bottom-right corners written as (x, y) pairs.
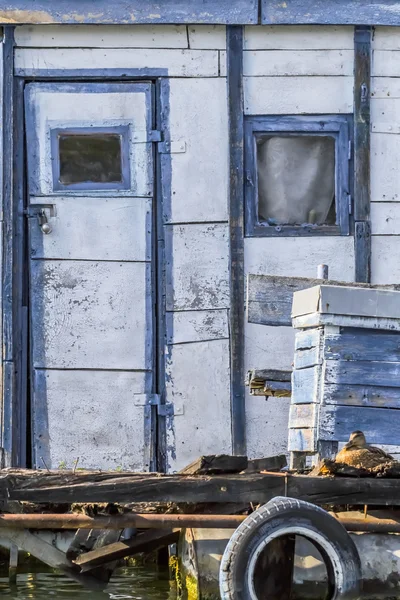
top-left (1, 470), bottom-right (400, 506)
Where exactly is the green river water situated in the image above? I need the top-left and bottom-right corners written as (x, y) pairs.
top-left (0, 566), bottom-right (174, 600)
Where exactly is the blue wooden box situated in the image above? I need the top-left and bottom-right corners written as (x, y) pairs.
top-left (289, 285), bottom-right (400, 467)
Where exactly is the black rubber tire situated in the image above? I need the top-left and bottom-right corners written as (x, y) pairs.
top-left (220, 497), bottom-right (362, 600)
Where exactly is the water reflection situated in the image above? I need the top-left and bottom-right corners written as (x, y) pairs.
top-left (0, 566), bottom-right (172, 600)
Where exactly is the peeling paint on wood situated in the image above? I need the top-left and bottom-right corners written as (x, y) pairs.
top-left (0, 1), bottom-right (258, 25)
top-left (165, 224), bottom-right (229, 311)
top-left (166, 310), bottom-right (229, 345)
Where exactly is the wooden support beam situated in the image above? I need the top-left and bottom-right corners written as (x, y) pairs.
top-left (75, 529), bottom-right (180, 572)
top-left (8, 544), bottom-right (18, 584)
top-left (227, 25), bottom-right (246, 456)
top-left (354, 26), bottom-right (372, 283)
top-left (3, 469), bottom-right (400, 506)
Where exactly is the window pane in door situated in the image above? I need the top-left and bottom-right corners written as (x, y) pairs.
top-left (58, 133), bottom-right (123, 185)
top-left (256, 135), bottom-right (336, 226)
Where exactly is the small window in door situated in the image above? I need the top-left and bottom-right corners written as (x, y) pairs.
top-left (244, 116), bottom-right (351, 237)
top-left (50, 126), bottom-right (131, 191)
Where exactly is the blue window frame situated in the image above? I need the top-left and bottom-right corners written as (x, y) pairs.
top-left (244, 115), bottom-right (352, 237)
top-left (50, 125), bottom-right (131, 192)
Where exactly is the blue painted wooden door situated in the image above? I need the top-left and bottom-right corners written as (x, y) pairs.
top-left (25, 82), bottom-right (155, 470)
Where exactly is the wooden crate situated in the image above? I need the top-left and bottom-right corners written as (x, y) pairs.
top-left (289, 284), bottom-right (400, 468)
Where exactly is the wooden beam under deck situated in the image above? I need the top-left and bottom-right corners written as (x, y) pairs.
top-left (1, 469), bottom-right (400, 506)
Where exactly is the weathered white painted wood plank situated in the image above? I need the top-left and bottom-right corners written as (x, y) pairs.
top-left (165, 224), bottom-right (229, 311)
top-left (291, 366), bottom-right (320, 405)
top-left (295, 329), bottom-right (323, 352)
top-left (373, 27), bottom-right (400, 50)
top-left (244, 26), bottom-right (354, 50)
top-left (165, 339), bottom-right (231, 472)
top-left (32, 370), bottom-right (151, 471)
top-left (29, 197), bottom-right (151, 261)
top-left (324, 329), bottom-right (400, 362)
top-left (372, 99), bottom-right (400, 134)
top-left (372, 236), bottom-right (400, 285)
top-left (289, 404), bottom-right (317, 429)
top-left (245, 322), bottom-right (295, 373)
top-left (246, 394), bottom-right (290, 459)
top-left (166, 309), bottom-right (228, 344)
top-left (373, 50), bottom-right (400, 77)
top-left (325, 359), bottom-right (400, 388)
top-left (294, 346), bottom-right (322, 370)
top-left (371, 202), bottom-right (400, 234)
top-left (288, 428), bottom-right (316, 452)
top-left (244, 76), bottom-right (354, 114)
top-left (319, 404), bottom-right (400, 446)
top-left (243, 50), bottom-right (354, 77)
top-left (188, 25), bottom-right (226, 49)
top-left (14, 25), bottom-right (189, 48)
top-left (31, 260), bottom-right (152, 370)
top-left (324, 383), bottom-right (400, 410)
top-left (244, 237), bottom-right (355, 281)
top-left (15, 48), bottom-right (219, 77)
top-left (165, 78), bottom-right (228, 223)
top-left (372, 77), bottom-right (400, 99)
top-left (371, 133), bottom-right (400, 201)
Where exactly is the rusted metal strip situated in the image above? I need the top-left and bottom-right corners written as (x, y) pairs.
top-left (0, 513), bottom-right (248, 529)
top-left (2, 511), bottom-right (400, 533)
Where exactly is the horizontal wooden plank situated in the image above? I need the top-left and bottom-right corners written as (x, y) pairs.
top-left (244, 76), bottom-right (353, 114)
top-left (294, 346), bottom-right (322, 370)
top-left (261, 1), bottom-right (400, 26)
top-left (319, 404), bottom-right (400, 445)
top-left (188, 25), bottom-right (226, 49)
top-left (373, 26), bottom-right (400, 50)
top-left (295, 329), bottom-right (323, 351)
top-left (371, 236), bottom-right (400, 285)
top-left (373, 50), bottom-right (400, 77)
top-left (289, 404), bottom-right (317, 429)
top-left (248, 274), bottom-right (350, 327)
top-left (324, 329), bottom-right (400, 362)
top-left (244, 25), bottom-right (354, 50)
top-left (291, 366), bottom-right (320, 404)
top-left (244, 237), bottom-right (355, 282)
top-left (371, 202), bottom-right (400, 234)
top-left (0, 1), bottom-right (258, 25)
top-left (15, 48), bottom-right (219, 77)
top-left (325, 359), bottom-right (400, 388)
top-left (372, 101), bottom-right (400, 135)
top-left (243, 49), bottom-right (354, 77)
top-left (3, 469), bottom-right (400, 506)
top-left (14, 25), bottom-right (189, 48)
top-left (166, 309), bottom-right (228, 344)
top-left (293, 312), bottom-right (400, 332)
top-left (371, 77), bottom-right (400, 100)
top-left (323, 383), bottom-right (400, 409)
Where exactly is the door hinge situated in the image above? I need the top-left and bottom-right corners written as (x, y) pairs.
top-left (348, 194), bottom-right (352, 214)
top-left (158, 140), bottom-right (186, 154)
top-left (348, 140), bottom-right (352, 160)
top-left (133, 394), bottom-right (183, 416)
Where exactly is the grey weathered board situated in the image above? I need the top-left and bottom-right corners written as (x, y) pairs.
top-left (2, 470), bottom-right (400, 506)
top-left (246, 275), bottom-right (400, 327)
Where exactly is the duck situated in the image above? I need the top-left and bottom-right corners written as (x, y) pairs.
top-left (335, 430), bottom-right (393, 470)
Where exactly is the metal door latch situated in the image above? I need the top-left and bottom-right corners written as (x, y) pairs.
top-left (37, 209), bottom-right (52, 234)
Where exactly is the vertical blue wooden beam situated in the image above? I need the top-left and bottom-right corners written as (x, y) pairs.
top-left (2, 27), bottom-right (16, 464)
top-left (354, 26), bottom-right (372, 283)
top-left (227, 26), bottom-right (246, 456)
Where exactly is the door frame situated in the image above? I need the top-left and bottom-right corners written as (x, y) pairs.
top-left (3, 26), bottom-right (171, 470)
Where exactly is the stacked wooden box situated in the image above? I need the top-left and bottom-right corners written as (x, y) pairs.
top-left (289, 284), bottom-right (400, 468)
